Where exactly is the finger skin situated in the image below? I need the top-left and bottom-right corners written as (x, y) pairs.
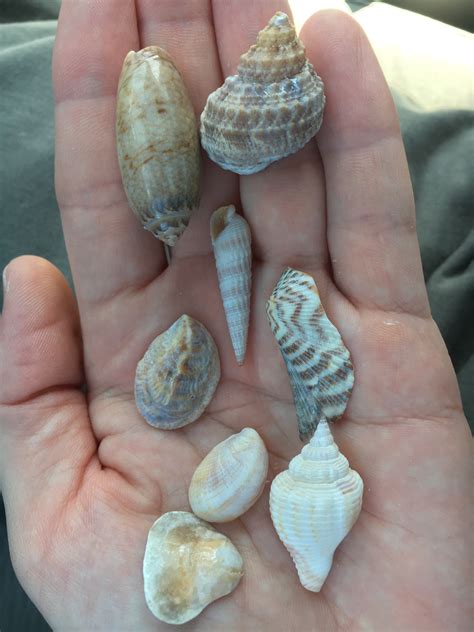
top-left (301, 10), bottom-right (430, 316)
top-left (53, 0), bottom-right (166, 309)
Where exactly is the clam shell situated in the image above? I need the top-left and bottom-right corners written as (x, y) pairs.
top-left (189, 428), bottom-right (268, 522)
top-left (135, 315), bottom-right (220, 429)
top-left (143, 511), bottom-right (243, 624)
top-left (266, 268), bottom-right (354, 441)
top-left (116, 46), bottom-right (200, 246)
top-left (200, 12), bottom-right (325, 175)
top-left (211, 205), bottom-right (252, 365)
top-left (270, 419), bottom-right (363, 592)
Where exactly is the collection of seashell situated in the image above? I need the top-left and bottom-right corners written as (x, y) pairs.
top-left (114, 10), bottom-right (364, 626)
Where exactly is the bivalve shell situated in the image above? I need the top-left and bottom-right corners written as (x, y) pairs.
top-left (266, 268), bottom-right (354, 440)
top-left (143, 511), bottom-right (243, 624)
top-left (189, 427), bottom-right (268, 522)
top-left (270, 419), bottom-right (363, 592)
top-left (135, 315), bottom-right (220, 429)
top-left (200, 12), bottom-right (325, 174)
top-left (211, 205), bottom-right (252, 365)
top-left (116, 46), bottom-right (200, 246)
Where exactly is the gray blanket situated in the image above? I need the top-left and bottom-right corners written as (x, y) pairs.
top-left (0, 1), bottom-right (472, 630)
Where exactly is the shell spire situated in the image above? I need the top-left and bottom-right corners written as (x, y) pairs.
top-left (200, 12), bottom-right (325, 175)
top-left (211, 205), bottom-right (252, 365)
top-left (270, 419), bottom-right (364, 592)
top-left (266, 268), bottom-right (354, 441)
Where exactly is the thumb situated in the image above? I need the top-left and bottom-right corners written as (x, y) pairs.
top-left (0, 256), bottom-right (96, 586)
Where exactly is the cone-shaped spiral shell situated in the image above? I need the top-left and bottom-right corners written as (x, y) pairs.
top-left (266, 268), bottom-right (354, 441)
top-left (270, 419), bottom-right (363, 592)
top-left (143, 511), bottom-right (243, 624)
top-left (200, 12), bottom-right (325, 175)
top-left (189, 428), bottom-right (268, 522)
top-left (116, 47), bottom-right (201, 246)
top-left (211, 205), bottom-right (252, 365)
top-left (135, 315), bottom-right (220, 429)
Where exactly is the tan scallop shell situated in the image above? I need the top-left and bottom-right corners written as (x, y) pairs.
top-left (116, 46), bottom-right (200, 246)
top-left (200, 12), bottom-right (325, 174)
top-left (189, 428), bottom-right (268, 522)
top-left (270, 419), bottom-right (363, 592)
top-left (135, 315), bottom-right (220, 429)
top-left (266, 268), bottom-right (354, 441)
top-left (143, 511), bottom-right (243, 624)
top-left (211, 205), bottom-right (252, 365)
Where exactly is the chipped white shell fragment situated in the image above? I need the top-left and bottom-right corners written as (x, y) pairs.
top-left (211, 205), bottom-right (252, 365)
top-left (143, 511), bottom-right (243, 624)
top-left (269, 419), bottom-right (363, 592)
top-left (189, 427), bottom-right (268, 522)
top-left (135, 315), bottom-right (220, 429)
top-left (116, 46), bottom-right (200, 246)
top-left (266, 268), bottom-right (354, 440)
top-left (200, 12), bottom-right (325, 174)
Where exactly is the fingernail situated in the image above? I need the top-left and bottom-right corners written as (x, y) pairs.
top-left (2, 265), bottom-right (9, 294)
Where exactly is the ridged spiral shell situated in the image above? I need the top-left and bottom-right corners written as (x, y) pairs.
top-left (143, 511), bottom-right (243, 624)
top-left (189, 428), bottom-right (268, 522)
top-left (135, 315), bottom-right (220, 429)
top-left (266, 268), bottom-right (354, 441)
top-left (200, 12), bottom-right (325, 175)
top-left (211, 205), bottom-right (252, 365)
top-left (116, 46), bottom-right (200, 246)
top-left (270, 419), bottom-right (363, 592)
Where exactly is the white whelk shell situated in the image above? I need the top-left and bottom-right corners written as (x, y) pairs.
top-left (211, 205), bottom-right (252, 365)
top-left (269, 419), bottom-right (363, 592)
top-left (189, 428), bottom-right (268, 522)
top-left (266, 268), bottom-right (354, 441)
top-left (143, 511), bottom-right (243, 624)
top-left (135, 315), bottom-right (220, 429)
top-left (200, 12), bottom-right (325, 174)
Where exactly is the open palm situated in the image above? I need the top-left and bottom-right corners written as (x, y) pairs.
top-left (0, 1), bottom-right (471, 630)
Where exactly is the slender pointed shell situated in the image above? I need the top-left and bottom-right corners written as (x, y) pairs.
top-left (200, 12), bottom-right (325, 174)
top-left (270, 419), bottom-right (363, 592)
top-left (135, 315), bottom-right (220, 429)
top-left (266, 268), bottom-right (354, 441)
top-left (211, 205), bottom-right (252, 365)
top-left (116, 47), bottom-right (200, 246)
top-left (143, 511), bottom-right (243, 624)
top-left (189, 428), bottom-right (268, 522)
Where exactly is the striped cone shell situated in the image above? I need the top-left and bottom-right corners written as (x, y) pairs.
top-left (266, 268), bottom-right (354, 440)
top-left (211, 205), bottom-right (252, 365)
top-left (270, 419), bottom-right (363, 592)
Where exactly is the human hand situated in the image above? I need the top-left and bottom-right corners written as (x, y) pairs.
top-left (0, 1), bottom-right (471, 630)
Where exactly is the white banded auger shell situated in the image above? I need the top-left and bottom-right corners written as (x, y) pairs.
top-left (269, 419), bottom-right (363, 592)
top-left (200, 12), bottom-right (325, 174)
top-left (189, 428), bottom-right (268, 523)
top-left (266, 268), bottom-right (354, 441)
top-left (116, 46), bottom-right (200, 246)
top-left (143, 511), bottom-right (243, 624)
top-left (211, 205), bottom-right (252, 365)
top-left (135, 315), bottom-right (220, 429)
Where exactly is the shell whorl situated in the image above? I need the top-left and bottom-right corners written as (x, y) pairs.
top-left (199, 12), bottom-right (325, 175)
top-left (266, 268), bottom-right (354, 441)
top-left (237, 12), bottom-right (306, 83)
top-left (211, 205), bottom-right (252, 365)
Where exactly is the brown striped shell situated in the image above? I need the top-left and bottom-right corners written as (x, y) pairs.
top-left (200, 12), bottom-right (325, 175)
top-left (266, 268), bottom-right (354, 440)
